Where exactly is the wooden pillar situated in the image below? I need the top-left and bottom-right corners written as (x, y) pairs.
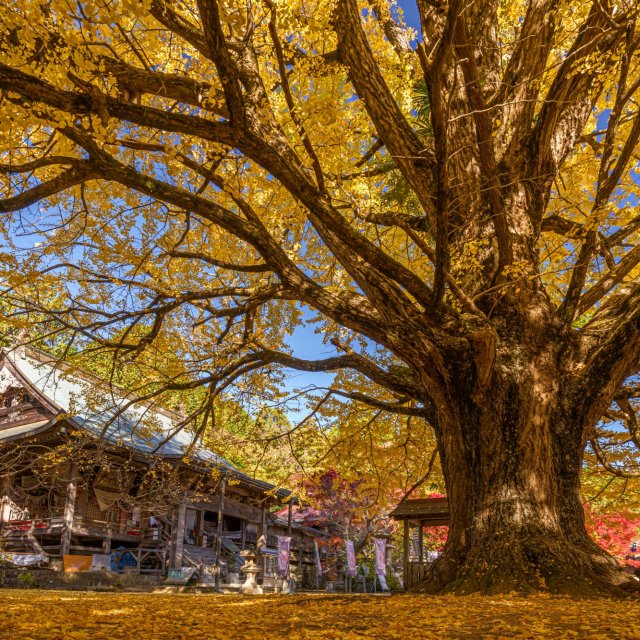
top-left (60, 463), bottom-right (78, 557)
top-left (215, 475), bottom-right (226, 590)
top-left (102, 524), bottom-right (112, 554)
top-left (0, 494), bottom-right (12, 537)
top-left (0, 495), bottom-right (8, 532)
top-left (240, 519), bottom-right (246, 550)
top-left (287, 497), bottom-right (293, 536)
top-left (195, 509), bottom-right (204, 546)
top-left (259, 506), bottom-right (268, 542)
top-left (418, 522), bottom-right (424, 564)
top-left (259, 506), bottom-right (269, 550)
top-left (0, 473), bottom-right (13, 532)
top-left (403, 519), bottom-right (409, 590)
top-left (169, 510), bottom-right (178, 565)
top-left (170, 497), bottom-right (187, 569)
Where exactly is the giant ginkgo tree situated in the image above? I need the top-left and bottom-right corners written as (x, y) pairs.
top-left (2, 0), bottom-right (640, 594)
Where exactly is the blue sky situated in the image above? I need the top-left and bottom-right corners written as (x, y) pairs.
top-left (397, 0), bottom-right (420, 34)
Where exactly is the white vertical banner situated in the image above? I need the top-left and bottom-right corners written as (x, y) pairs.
top-left (314, 539), bottom-right (323, 576)
top-left (374, 538), bottom-right (387, 576)
top-left (345, 539), bottom-right (356, 577)
top-left (277, 536), bottom-right (291, 578)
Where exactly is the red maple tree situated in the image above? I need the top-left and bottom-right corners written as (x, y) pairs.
top-left (584, 506), bottom-right (640, 568)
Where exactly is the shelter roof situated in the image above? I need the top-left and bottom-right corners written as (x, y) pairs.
top-left (271, 516), bottom-right (329, 539)
top-left (389, 497), bottom-right (450, 526)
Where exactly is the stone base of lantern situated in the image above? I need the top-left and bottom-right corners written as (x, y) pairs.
top-left (241, 581), bottom-right (263, 595)
top-left (275, 577), bottom-right (290, 594)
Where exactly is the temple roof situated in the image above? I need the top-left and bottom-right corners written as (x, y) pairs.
top-left (0, 347), bottom-right (288, 498)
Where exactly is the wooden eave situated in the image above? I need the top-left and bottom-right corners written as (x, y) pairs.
top-left (1, 350), bottom-right (291, 505)
top-left (389, 497), bottom-right (450, 526)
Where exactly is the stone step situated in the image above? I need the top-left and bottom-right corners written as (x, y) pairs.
top-left (183, 545), bottom-right (217, 561)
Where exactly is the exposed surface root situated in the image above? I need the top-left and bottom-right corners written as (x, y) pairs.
top-left (414, 534), bottom-right (639, 597)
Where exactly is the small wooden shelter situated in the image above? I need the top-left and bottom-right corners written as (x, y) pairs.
top-left (389, 497), bottom-right (449, 589)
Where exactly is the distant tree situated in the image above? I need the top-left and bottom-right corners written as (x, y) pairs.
top-left (287, 469), bottom-right (391, 580)
top-left (287, 470), bottom-right (381, 547)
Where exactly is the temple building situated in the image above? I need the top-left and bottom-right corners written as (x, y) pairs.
top-left (0, 347), bottom-right (324, 586)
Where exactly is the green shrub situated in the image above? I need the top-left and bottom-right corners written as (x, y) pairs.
top-left (17, 570), bottom-right (37, 589)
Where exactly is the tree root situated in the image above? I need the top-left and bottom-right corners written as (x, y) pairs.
top-left (413, 535), bottom-right (640, 597)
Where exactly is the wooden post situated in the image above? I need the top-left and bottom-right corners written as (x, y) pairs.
top-left (168, 510), bottom-right (178, 566)
top-left (102, 524), bottom-right (112, 554)
top-left (170, 497), bottom-right (187, 569)
top-left (260, 506), bottom-right (268, 542)
top-left (287, 497), bottom-right (293, 536)
top-left (0, 493), bottom-right (14, 537)
top-left (240, 519), bottom-right (246, 550)
top-left (418, 522), bottom-right (424, 564)
top-left (195, 509), bottom-right (204, 546)
top-left (0, 473), bottom-right (14, 531)
top-left (60, 463), bottom-right (78, 557)
top-left (0, 495), bottom-right (7, 534)
top-left (175, 498), bottom-right (187, 567)
top-left (214, 474), bottom-right (226, 590)
top-left (0, 473), bottom-right (12, 533)
top-left (403, 519), bottom-right (409, 590)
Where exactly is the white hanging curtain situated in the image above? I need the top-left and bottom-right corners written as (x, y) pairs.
top-left (93, 487), bottom-right (123, 511)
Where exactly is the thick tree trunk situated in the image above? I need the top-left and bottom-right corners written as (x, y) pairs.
top-left (416, 331), bottom-right (638, 596)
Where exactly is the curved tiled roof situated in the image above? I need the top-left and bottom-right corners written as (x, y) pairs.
top-left (1, 348), bottom-right (289, 498)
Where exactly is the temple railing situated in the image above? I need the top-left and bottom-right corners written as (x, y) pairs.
top-left (1, 514), bottom-right (166, 548)
top-left (1, 515), bottom-right (63, 535)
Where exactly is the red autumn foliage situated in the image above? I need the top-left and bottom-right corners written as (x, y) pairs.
top-left (280, 470), bottom-right (380, 581)
top-left (282, 469), bottom-right (376, 535)
top-left (584, 505), bottom-right (640, 568)
top-left (421, 492), bottom-right (448, 551)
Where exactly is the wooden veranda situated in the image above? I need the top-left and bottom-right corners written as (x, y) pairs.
top-left (389, 497), bottom-right (449, 590)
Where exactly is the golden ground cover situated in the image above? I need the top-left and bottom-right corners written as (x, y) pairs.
top-left (1, 590), bottom-right (639, 640)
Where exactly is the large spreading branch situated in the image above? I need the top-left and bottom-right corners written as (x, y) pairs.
top-left (334, 0), bottom-right (437, 229)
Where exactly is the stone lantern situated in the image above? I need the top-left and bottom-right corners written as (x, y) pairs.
top-left (239, 549), bottom-right (263, 595)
